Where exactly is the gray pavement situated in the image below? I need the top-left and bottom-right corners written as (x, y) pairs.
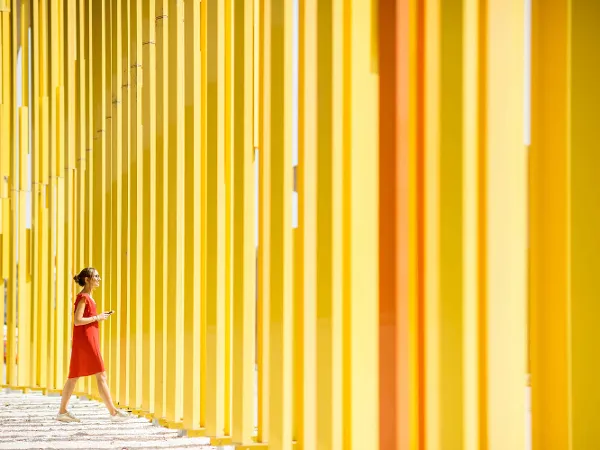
top-left (0, 390), bottom-right (231, 450)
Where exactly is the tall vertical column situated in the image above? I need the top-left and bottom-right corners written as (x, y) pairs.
top-left (37, 0), bottom-right (49, 388)
top-left (92, 0), bottom-right (108, 378)
top-left (231, 0), bottom-right (256, 444)
top-left (485, 0), bottom-right (526, 448)
top-left (256, 0), bottom-right (271, 443)
top-left (5, 0), bottom-right (18, 387)
top-left (264, 0), bottom-right (294, 448)
top-left (154, 0), bottom-right (168, 419)
top-left (31, 0), bottom-right (41, 388)
top-left (422, 1), bottom-right (468, 448)
top-left (128, 0), bottom-right (143, 412)
top-left (224, 0), bottom-right (233, 436)
top-left (164, 0), bottom-right (184, 426)
top-left (118, 0), bottom-right (131, 407)
top-left (295, 0), bottom-right (317, 447)
top-left (530, 1), bottom-right (569, 450)
top-left (17, 106), bottom-right (30, 388)
top-left (64, 0), bottom-right (77, 385)
top-left (205, 0), bottom-right (226, 440)
top-left (347, 0), bottom-right (380, 448)
top-left (565, 1), bottom-right (600, 448)
top-left (140, 0), bottom-right (156, 416)
top-left (183, 0), bottom-right (202, 433)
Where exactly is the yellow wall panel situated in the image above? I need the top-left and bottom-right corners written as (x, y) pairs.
top-left (154, 0), bottom-right (168, 419)
top-left (485, 0), bottom-right (526, 448)
top-left (109, 0), bottom-right (123, 403)
top-left (183, 0), bottom-right (202, 432)
top-left (264, 1), bottom-right (294, 449)
top-left (530, 1), bottom-right (569, 449)
top-left (119, 0), bottom-right (131, 408)
top-left (348, 0), bottom-right (379, 448)
top-left (141, 0), bottom-right (156, 416)
top-left (569, 1), bottom-right (600, 447)
top-left (165, 0), bottom-right (184, 425)
top-left (231, 0), bottom-right (256, 444)
top-left (205, 0), bottom-right (226, 438)
top-left (128, 0), bottom-right (143, 412)
top-left (296, 0), bottom-right (317, 448)
top-left (256, 0), bottom-right (271, 443)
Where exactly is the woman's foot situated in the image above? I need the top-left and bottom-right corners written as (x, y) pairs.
top-left (110, 409), bottom-right (131, 422)
top-left (56, 411), bottom-right (81, 423)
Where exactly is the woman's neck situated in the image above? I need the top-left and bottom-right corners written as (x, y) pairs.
top-left (81, 287), bottom-right (93, 295)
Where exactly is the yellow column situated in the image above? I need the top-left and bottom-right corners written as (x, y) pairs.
top-left (110, 0), bottom-right (122, 402)
top-left (19, 2), bottom-right (32, 389)
top-left (183, 0), bottom-right (202, 433)
top-left (37, 0), bottom-right (50, 390)
top-left (530, 0), bottom-right (569, 449)
top-left (46, 0), bottom-right (58, 391)
top-left (20, 0), bottom-right (28, 105)
top-left (316, 0), bottom-right (346, 448)
top-left (85, 0), bottom-right (93, 272)
top-left (164, 0), bottom-right (184, 426)
top-left (0, 10), bottom-right (9, 204)
top-left (264, 0), bottom-right (293, 448)
top-left (128, 0), bottom-right (143, 412)
top-left (0, 11), bottom-right (6, 378)
top-left (17, 107), bottom-right (31, 388)
top-left (231, 0), bottom-right (256, 444)
top-left (295, 0), bottom-right (317, 447)
top-left (104, 0), bottom-right (114, 380)
top-left (154, 0), bottom-right (168, 419)
top-left (423, 1), bottom-right (467, 448)
top-left (5, 0), bottom-right (17, 388)
top-left (224, 0), bottom-right (232, 436)
top-left (485, 0), bottom-right (526, 448)
top-left (347, 0), bottom-right (379, 448)
top-left (463, 0), bottom-right (486, 449)
top-left (200, 0), bottom-right (208, 429)
top-left (85, 0), bottom-right (94, 396)
top-left (141, 0), bottom-right (156, 416)
top-left (73, 0), bottom-right (82, 393)
top-left (39, 97), bottom-right (49, 390)
top-left (55, 85), bottom-right (66, 386)
top-left (568, 1), bottom-right (600, 447)
top-left (330, 0), bottom-right (345, 447)
top-left (92, 0), bottom-right (108, 376)
top-left (119, 0), bottom-right (131, 407)
top-left (54, 0), bottom-right (67, 386)
top-left (205, 0), bottom-right (226, 439)
top-left (64, 0), bottom-right (77, 385)
top-left (256, 0), bottom-right (271, 443)
top-left (31, 0), bottom-right (40, 388)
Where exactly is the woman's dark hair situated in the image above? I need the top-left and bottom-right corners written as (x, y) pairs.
top-left (73, 267), bottom-right (97, 287)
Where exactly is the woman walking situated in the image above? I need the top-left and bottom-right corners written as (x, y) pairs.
top-left (56, 267), bottom-right (129, 422)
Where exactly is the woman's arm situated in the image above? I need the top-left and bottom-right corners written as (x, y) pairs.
top-left (73, 300), bottom-right (105, 326)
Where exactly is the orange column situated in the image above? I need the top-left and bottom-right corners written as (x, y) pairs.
top-left (378, 0), bottom-right (419, 448)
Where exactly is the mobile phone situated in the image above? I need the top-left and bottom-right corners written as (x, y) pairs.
top-left (107, 310), bottom-right (115, 315)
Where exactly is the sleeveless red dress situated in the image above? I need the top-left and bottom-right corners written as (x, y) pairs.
top-left (68, 293), bottom-right (105, 378)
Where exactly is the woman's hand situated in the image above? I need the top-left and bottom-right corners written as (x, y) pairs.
top-left (96, 312), bottom-right (110, 322)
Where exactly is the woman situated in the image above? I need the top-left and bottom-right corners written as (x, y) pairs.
top-left (56, 267), bottom-right (129, 423)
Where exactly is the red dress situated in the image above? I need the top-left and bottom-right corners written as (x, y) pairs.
top-left (68, 293), bottom-right (105, 378)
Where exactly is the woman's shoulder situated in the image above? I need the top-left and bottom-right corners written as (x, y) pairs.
top-left (75, 292), bottom-right (90, 303)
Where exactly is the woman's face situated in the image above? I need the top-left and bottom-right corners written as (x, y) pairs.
top-left (87, 271), bottom-right (101, 290)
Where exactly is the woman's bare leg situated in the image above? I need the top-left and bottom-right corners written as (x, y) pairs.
top-left (95, 372), bottom-right (117, 415)
top-left (59, 378), bottom-right (79, 414)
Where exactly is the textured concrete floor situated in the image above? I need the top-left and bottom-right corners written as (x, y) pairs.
top-left (0, 389), bottom-right (231, 450)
